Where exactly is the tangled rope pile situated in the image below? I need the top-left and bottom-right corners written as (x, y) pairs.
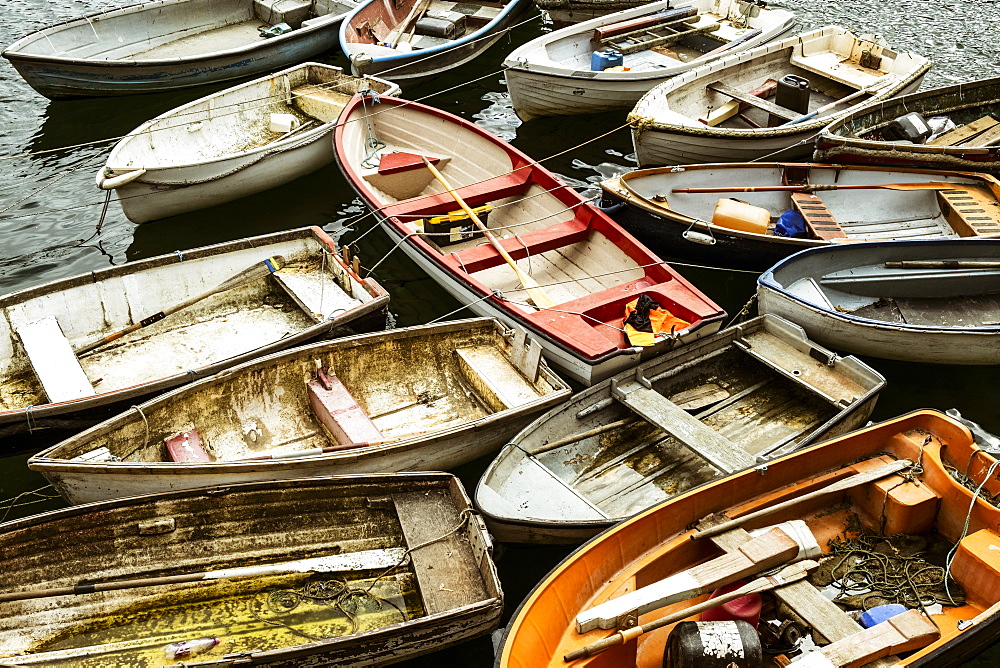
top-left (813, 522), bottom-right (963, 613)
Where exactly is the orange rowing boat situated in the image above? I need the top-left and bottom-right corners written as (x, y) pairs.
top-left (498, 410), bottom-right (1000, 667)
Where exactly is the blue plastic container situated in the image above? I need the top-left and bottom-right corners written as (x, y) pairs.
top-left (591, 49), bottom-right (624, 71)
top-left (860, 604), bottom-right (908, 629)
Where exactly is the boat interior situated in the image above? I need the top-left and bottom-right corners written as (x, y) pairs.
top-left (111, 64), bottom-right (394, 167)
top-left (0, 233), bottom-right (368, 413)
top-left (508, 412), bottom-right (1000, 667)
top-left (621, 164), bottom-right (1000, 241)
top-left (54, 321), bottom-right (563, 464)
top-left (836, 84), bottom-right (1000, 145)
top-left (340, 100), bottom-right (722, 357)
top-left (774, 243), bottom-right (1000, 327)
top-left (13, 0), bottom-right (354, 60)
top-left (656, 27), bottom-right (926, 131)
top-left (344, 0), bottom-right (508, 54)
top-left (540, 0), bottom-right (784, 74)
top-left (0, 476), bottom-right (496, 666)
top-left (481, 316), bottom-right (880, 522)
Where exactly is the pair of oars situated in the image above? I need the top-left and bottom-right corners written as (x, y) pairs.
top-left (563, 458), bottom-right (912, 661)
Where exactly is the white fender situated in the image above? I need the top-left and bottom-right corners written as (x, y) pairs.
top-left (96, 168), bottom-right (147, 190)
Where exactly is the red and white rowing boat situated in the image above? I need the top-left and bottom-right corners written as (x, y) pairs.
top-left (334, 95), bottom-right (725, 385)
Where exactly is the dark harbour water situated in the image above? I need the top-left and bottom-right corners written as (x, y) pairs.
top-left (1, 0), bottom-right (1000, 665)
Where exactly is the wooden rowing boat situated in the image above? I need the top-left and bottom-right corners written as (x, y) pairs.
top-left (597, 162), bottom-right (1000, 271)
top-left (0, 472), bottom-right (502, 665)
top-left (28, 317), bottom-right (571, 504)
top-left (475, 314), bottom-right (885, 545)
top-left (0, 227), bottom-right (388, 436)
top-left (99, 63), bottom-right (399, 224)
top-left (333, 94), bottom-right (726, 386)
top-left (2, 0), bottom-right (361, 99)
top-left (340, 0), bottom-right (531, 88)
top-left (498, 410), bottom-right (1000, 666)
top-left (629, 26), bottom-right (931, 166)
top-left (814, 76), bottom-right (1000, 173)
top-left (504, 0), bottom-right (795, 121)
top-left (756, 238), bottom-right (1000, 365)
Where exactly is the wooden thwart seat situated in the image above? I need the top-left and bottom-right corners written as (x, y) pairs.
top-left (791, 192), bottom-right (847, 240)
top-left (611, 370), bottom-right (754, 474)
top-left (13, 315), bottom-right (96, 403)
top-left (936, 188), bottom-right (1000, 237)
top-left (308, 372), bottom-right (383, 445)
top-left (927, 115), bottom-right (1000, 147)
top-left (707, 81), bottom-right (799, 122)
top-left (443, 218), bottom-right (591, 273)
top-left (455, 345), bottom-right (540, 411)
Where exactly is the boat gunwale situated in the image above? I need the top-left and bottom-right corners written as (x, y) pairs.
top-left (27, 317), bottom-right (571, 472)
top-left (105, 62), bottom-right (400, 172)
top-left (607, 162), bottom-right (1000, 244)
top-left (2, 0), bottom-right (352, 66)
top-left (758, 238), bottom-right (1000, 334)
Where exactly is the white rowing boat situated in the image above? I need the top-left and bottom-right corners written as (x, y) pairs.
top-left (98, 62), bottom-right (399, 223)
top-left (504, 0), bottom-right (795, 121)
top-left (630, 26), bottom-right (931, 166)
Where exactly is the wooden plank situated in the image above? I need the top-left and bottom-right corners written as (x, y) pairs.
top-left (707, 81), bottom-right (800, 121)
top-left (793, 610), bottom-right (939, 667)
top-left (611, 23), bottom-right (719, 56)
top-left (927, 115), bottom-right (1000, 147)
top-left (593, 6), bottom-right (697, 42)
top-left (612, 376), bottom-right (754, 474)
top-left (962, 123), bottom-right (1000, 147)
top-left (13, 315), bottom-right (96, 403)
top-left (705, 524), bottom-right (899, 666)
top-left (454, 345), bottom-right (539, 411)
top-left (792, 192), bottom-right (848, 240)
top-left (393, 490), bottom-right (487, 615)
top-left (575, 527), bottom-right (800, 632)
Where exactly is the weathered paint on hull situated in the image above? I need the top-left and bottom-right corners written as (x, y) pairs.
top-left (116, 130), bottom-right (336, 223)
top-left (6, 31), bottom-right (340, 99)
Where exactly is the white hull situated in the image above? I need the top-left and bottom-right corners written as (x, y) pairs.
top-left (756, 239), bottom-right (1000, 365)
top-left (101, 63), bottom-right (399, 223)
top-left (504, 0), bottom-right (796, 121)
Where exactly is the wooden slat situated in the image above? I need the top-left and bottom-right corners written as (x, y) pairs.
top-left (13, 315), bottom-right (95, 403)
top-left (927, 115), bottom-right (1000, 146)
top-left (393, 490), bottom-right (487, 616)
top-left (705, 524), bottom-right (899, 666)
top-left (793, 610), bottom-right (939, 667)
top-left (792, 192), bottom-right (848, 240)
top-left (610, 23), bottom-right (719, 56)
top-left (611, 376), bottom-right (753, 474)
top-left (707, 81), bottom-right (800, 121)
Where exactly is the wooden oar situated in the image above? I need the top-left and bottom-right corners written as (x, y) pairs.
top-left (691, 459), bottom-right (912, 541)
top-left (74, 255), bottom-right (284, 355)
top-left (0, 548), bottom-right (407, 603)
top-left (564, 560), bottom-right (818, 662)
top-left (671, 183), bottom-right (959, 194)
top-left (421, 157), bottom-right (555, 308)
top-left (780, 77), bottom-right (895, 126)
top-left (886, 260), bottom-right (1000, 269)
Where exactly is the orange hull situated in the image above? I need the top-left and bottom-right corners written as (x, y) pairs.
top-left (499, 410), bottom-right (1000, 667)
